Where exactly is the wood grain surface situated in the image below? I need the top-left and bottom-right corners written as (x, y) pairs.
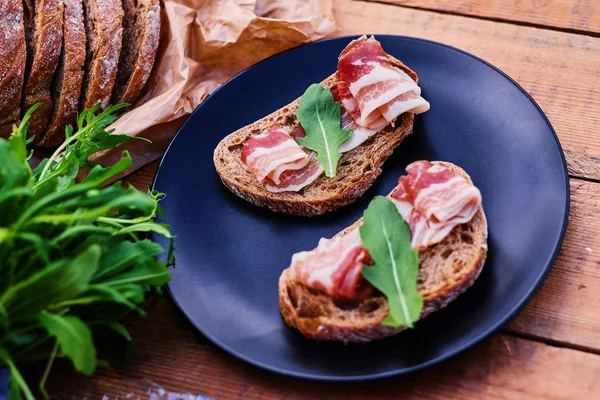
top-left (44, 0), bottom-right (600, 397)
top-left (47, 301), bottom-right (600, 400)
top-left (361, 0), bottom-right (600, 35)
top-left (336, 0), bottom-right (600, 181)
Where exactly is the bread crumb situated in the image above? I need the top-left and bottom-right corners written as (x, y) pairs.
top-left (585, 247), bottom-right (592, 252)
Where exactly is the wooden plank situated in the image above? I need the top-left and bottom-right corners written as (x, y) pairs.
top-left (362, 0), bottom-right (600, 35)
top-left (45, 300), bottom-right (600, 399)
top-left (505, 179), bottom-right (600, 351)
top-left (334, 0), bottom-right (600, 181)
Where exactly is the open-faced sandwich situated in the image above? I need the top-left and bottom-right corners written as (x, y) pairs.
top-left (279, 160), bottom-right (487, 343)
top-left (214, 35), bottom-right (430, 216)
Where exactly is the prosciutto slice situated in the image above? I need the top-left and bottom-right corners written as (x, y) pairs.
top-left (241, 124), bottom-right (309, 185)
top-left (337, 35), bottom-right (429, 127)
top-left (390, 161), bottom-right (482, 250)
top-left (289, 229), bottom-right (373, 300)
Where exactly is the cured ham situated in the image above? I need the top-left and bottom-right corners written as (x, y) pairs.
top-left (289, 230), bottom-right (373, 300)
top-left (337, 35), bottom-right (429, 127)
top-left (390, 161), bottom-right (482, 250)
top-left (331, 85), bottom-right (380, 152)
top-left (265, 154), bottom-right (324, 193)
top-left (242, 124), bottom-right (325, 193)
top-left (241, 124), bottom-right (309, 185)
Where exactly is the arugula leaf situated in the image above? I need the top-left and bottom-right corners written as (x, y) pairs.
top-left (360, 196), bottom-right (423, 328)
top-left (0, 103), bottom-right (175, 399)
top-left (39, 312), bottom-right (96, 375)
top-left (101, 321), bottom-right (134, 358)
top-left (296, 84), bottom-right (352, 177)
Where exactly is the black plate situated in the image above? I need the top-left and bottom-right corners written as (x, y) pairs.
top-left (152, 35), bottom-right (569, 381)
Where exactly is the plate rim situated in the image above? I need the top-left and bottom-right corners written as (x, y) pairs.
top-left (152, 34), bottom-right (571, 382)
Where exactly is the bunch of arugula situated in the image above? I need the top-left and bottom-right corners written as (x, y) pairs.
top-left (0, 104), bottom-right (174, 399)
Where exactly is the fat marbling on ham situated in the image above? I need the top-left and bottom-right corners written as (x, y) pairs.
top-left (288, 161), bottom-right (482, 299)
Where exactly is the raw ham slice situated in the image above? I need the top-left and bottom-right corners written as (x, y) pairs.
top-left (289, 231), bottom-right (373, 300)
top-left (331, 85), bottom-right (380, 152)
top-left (241, 124), bottom-right (309, 185)
top-left (390, 161), bottom-right (482, 250)
top-left (337, 35), bottom-right (429, 127)
top-left (265, 154), bottom-right (324, 193)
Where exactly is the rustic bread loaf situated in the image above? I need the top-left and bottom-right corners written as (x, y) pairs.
top-left (0, 0), bottom-right (27, 137)
top-left (22, 0), bottom-right (64, 141)
top-left (80, 0), bottom-right (123, 110)
top-left (279, 162), bottom-right (488, 343)
top-left (111, 0), bottom-right (160, 105)
top-left (214, 55), bottom-right (418, 216)
top-left (38, 0), bottom-right (86, 147)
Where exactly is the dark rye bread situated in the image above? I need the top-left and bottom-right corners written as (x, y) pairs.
top-left (0, 0), bottom-right (27, 137)
top-left (22, 0), bottom-right (64, 140)
top-left (81, 0), bottom-right (123, 110)
top-left (111, 0), bottom-right (160, 105)
top-left (39, 0), bottom-right (86, 147)
top-left (279, 162), bottom-right (488, 343)
top-left (214, 55), bottom-right (418, 216)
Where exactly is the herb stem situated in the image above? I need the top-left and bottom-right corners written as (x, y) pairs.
top-left (39, 340), bottom-right (59, 400)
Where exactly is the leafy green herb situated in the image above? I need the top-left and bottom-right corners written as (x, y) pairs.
top-left (0, 104), bottom-right (174, 399)
top-left (360, 196), bottom-right (423, 328)
top-left (296, 84), bottom-right (352, 177)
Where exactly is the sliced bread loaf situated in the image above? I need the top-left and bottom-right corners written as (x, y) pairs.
top-left (279, 162), bottom-right (488, 343)
top-left (0, 0), bottom-right (27, 137)
top-left (214, 56), bottom-right (418, 217)
top-left (80, 0), bottom-right (123, 110)
top-left (38, 0), bottom-right (86, 147)
top-left (22, 0), bottom-right (64, 140)
top-left (111, 0), bottom-right (160, 105)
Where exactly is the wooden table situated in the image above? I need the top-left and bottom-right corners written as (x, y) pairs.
top-left (48, 0), bottom-right (600, 398)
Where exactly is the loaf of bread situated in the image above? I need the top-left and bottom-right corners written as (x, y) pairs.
top-left (0, 0), bottom-right (161, 145)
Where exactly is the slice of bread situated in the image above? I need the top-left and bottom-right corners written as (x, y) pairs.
top-left (38, 0), bottom-right (86, 147)
top-left (279, 162), bottom-right (488, 343)
top-left (80, 0), bottom-right (123, 110)
top-left (110, 0), bottom-right (160, 105)
top-left (22, 0), bottom-right (64, 140)
top-left (0, 0), bottom-right (27, 136)
top-left (214, 55), bottom-right (418, 217)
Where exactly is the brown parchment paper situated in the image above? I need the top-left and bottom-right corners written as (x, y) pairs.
top-left (90, 0), bottom-right (337, 177)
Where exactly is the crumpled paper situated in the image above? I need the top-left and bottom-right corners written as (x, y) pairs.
top-left (90, 0), bottom-right (337, 177)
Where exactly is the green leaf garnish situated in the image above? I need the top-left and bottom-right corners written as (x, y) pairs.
top-left (296, 84), bottom-right (352, 177)
top-left (360, 196), bottom-right (423, 328)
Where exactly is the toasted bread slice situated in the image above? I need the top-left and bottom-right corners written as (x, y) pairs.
top-left (22, 0), bottom-right (64, 141)
top-left (81, 0), bottom-right (124, 110)
top-left (279, 162), bottom-right (488, 343)
top-left (39, 0), bottom-right (86, 148)
top-left (0, 0), bottom-right (27, 137)
top-left (111, 0), bottom-right (160, 105)
top-left (214, 56), bottom-right (418, 217)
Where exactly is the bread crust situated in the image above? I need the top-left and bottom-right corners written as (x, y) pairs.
top-left (39, 0), bottom-right (86, 147)
top-left (111, 0), bottom-right (160, 105)
top-left (214, 56), bottom-right (418, 216)
top-left (81, 0), bottom-right (124, 110)
top-left (279, 162), bottom-right (488, 343)
top-left (0, 0), bottom-right (27, 130)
